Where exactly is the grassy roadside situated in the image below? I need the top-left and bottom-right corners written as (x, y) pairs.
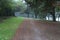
top-left (0, 17), bottom-right (23, 40)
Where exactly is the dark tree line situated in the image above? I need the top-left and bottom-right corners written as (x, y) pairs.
top-left (25, 0), bottom-right (59, 21)
top-left (0, 0), bottom-right (15, 16)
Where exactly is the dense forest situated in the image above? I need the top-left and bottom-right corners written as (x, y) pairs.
top-left (0, 0), bottom-right (60, 21)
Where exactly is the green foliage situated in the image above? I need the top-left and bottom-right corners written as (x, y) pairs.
top-left (13, 0), bottom-right (27, 13)
top-left (56, 6), bottom-right (60, 12)
top-left (25, 0), bottom-right (47, 18)
top-left (25, 0), bottom-right (56, 19)
top-left (0, 0), bottom-right (15, 16)
top-left (0, 0), bottom-right (27, 16)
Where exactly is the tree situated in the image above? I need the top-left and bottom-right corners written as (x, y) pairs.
top-left (46, 0), bottom-right (56, 21)
top-left (25, 0), bottom-right (57, 21)
top-left (25, 0), bottom-right (42, 18)
top-left (0, 0), bottom-right (15, 16)
top-left (0, 0), bottom-right (27, 16)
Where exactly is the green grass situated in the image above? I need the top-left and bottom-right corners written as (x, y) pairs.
top-left (0, 17), bottom-right (23, 40)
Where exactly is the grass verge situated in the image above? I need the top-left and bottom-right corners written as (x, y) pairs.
top-left (0, 17), bottom-right (23, 40)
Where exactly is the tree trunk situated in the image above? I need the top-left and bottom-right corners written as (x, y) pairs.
top-left (58, 16), bottom-right (59, 21)
top-left (52, 13), bottom-right (56, 21)
top-left (11, 13), bottom-right (15, 16)
top-left (52, 7), bottom-right (56, 21)
top-left (27, 13), bottom-right (29, 18)
top-left (35, 9), bottom-right (38, 18)
top-left (48, 15), bottom-right (49, 20)
top-left (50, 7), bottom-right (56, 21)
top-left (35, 13), bottom-right (37, 18)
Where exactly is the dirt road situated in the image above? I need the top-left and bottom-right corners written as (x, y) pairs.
top-left (12, 19), bottom-right (60, 40)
